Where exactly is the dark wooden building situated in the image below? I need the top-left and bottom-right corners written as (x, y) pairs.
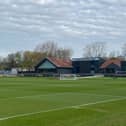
top-left (35, 57), bottom-right (73, 75)
top-left (121, 61), bottom-right (126, 71)
top-left (72, 57), bottom-right (104, 74)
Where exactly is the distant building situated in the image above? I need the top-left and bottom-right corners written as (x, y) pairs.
top-left (100, 58), bottom-right (126, 73)
top-left (121, 61), bottom-right (126, 71)
top-left (35, 57), bottom-right (73, 74)
top-left (35, 57), bottom-right (126, 75)
top-left (72, 57), bottom-right (105, 74)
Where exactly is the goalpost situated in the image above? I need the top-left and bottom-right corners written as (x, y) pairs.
top-left (59, 74), bottom-right (77, 80)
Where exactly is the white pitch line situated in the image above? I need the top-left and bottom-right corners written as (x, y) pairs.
top-left (78, 75), bottom-right (104, 79)
top-left (0, 97), bottom-right (126, 121)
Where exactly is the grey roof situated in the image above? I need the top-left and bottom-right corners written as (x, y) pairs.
top-left (72, 57), bottom-right (101, 61)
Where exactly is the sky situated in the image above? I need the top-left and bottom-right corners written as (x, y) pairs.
top-left (0, 0), bottom-right (126, 57)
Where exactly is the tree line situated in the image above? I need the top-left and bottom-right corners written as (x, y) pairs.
top-left (0, 41), bottom-right (73, 70)
top-left (0, 41), bottom-right (126, 70)
top-left (83, 42), bottom-right (126, 58)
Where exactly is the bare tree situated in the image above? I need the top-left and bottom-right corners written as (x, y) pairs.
top-left (122, 43), bottom-right (126, 57)
top-left (56, 48), bottom-right (73, 59)
top-left (35, 41), bottom-right (73, 59)
top-left (83, 42), bottom-right (106, 58)
top-left (108, 50), bottom-right (121, 58)
top-left (35, 41), bottom-right (58, 57)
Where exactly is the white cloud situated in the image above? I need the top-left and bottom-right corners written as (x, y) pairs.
top-left (1, 0), bottom-right (11, 4)
top-left (0, 0), bottom-right (126, 39)
top-left (32, 0), bottom-right (55, 5)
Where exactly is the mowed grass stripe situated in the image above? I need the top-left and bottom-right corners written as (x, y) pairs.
top-left (16, 93), bottom-right (125, 99)
top-left (0, 93), bottom-right (118, 118)
top-left (0, 97), bottom-right (126, 121)
top-left (0, 77), bottom-right (126, 126)
top-left (0, 92), bottom-right (124, 101)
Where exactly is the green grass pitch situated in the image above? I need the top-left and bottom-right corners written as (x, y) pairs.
top-left (0, 77), bottom-right (126, 126)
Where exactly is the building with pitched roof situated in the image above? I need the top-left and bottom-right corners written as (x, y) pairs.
top-left (35, 57), bottom-right (126, 75)
top-left (100, 58), bottom-right (126, 73)
top-left (35, 57), bottom-right (73, 74)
